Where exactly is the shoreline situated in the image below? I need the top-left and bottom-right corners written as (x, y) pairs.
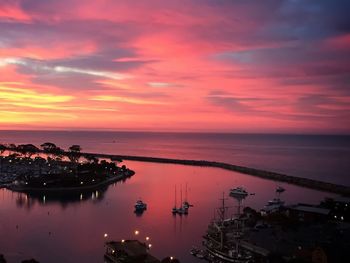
top-left (82, 152), bottom-right (350, 196)
top-left (1, 144), bottom-right (349, 196)
top-left (6, 170), bottom-right (135, 193)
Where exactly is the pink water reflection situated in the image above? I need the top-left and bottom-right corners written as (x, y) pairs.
top-left (0, 161), bottom-right (337, 262)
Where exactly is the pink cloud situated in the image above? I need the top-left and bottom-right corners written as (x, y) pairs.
top-left (0, 1), bottom-right (349, 133)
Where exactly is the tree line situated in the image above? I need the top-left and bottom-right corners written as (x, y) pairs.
top-left (0, 142), bottom-right (83, 163)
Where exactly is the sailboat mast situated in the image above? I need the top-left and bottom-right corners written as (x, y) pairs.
top-left (180, 184), bottom-right (183, 206)
top-left (174, 185), bottom-right (177, 207)
top-left (218, 192), bottom-right (228, 222)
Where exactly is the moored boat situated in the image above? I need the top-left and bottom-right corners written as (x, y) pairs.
top-left (261, 187), bottom-right (286, 214)
top-left (203, 193), bottom-right (252, 263)
top-left (229, 187), bottom-right (248, 198)
top-left (276, 186), bottom-right (285, 193)
top-left (172, 185), bottom-right (178, 214)
top-left (135, 199), bottom-right (147, 212)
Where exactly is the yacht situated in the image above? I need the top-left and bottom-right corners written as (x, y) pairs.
top-left (230, 187), bottom-right (248, 198)
top-left (261, 187), bottom-right (286, 214)
top-left (134, 199), bottom-right (147, 212)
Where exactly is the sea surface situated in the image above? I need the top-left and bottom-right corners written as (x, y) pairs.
top-left (0, 131), bottom-right (349, 262)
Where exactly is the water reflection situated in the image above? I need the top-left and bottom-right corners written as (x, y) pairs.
top-left (0, 161), bottom-right (338, 263)
top-left (14, 179), bottom-right (132, 209)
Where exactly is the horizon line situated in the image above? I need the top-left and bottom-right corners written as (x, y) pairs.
top-left (0, 129), bottom-right (349, 137)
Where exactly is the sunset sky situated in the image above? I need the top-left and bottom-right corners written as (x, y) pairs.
top-left (0, 0), bottom-right (349, 133)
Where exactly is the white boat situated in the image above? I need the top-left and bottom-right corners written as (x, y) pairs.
top-left (183, 183), bottom-right (192, 209)
top-left (134, 199), bottom-right (147, 211)
top-left (267, 186), bottom-right (286, 206)
top-left (183, 201), bottom-right (190, 209)
top-left (261, 187), bottom-right (286, 214)
top-left (175, 184), bottom-right (189, 215)
top-left (230, 187), bottom-right (248, 198)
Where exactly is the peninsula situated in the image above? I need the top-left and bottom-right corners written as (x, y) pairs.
top-left (0, 143), bottom-right (134, 193)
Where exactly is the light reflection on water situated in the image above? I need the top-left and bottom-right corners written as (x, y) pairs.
top-left (0, 161), bottom-right (337, 263)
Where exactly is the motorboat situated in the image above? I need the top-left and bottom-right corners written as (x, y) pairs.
top-left (135, 199), bottom-right (147, 212)
top-left (230, 187), bottom-right (248, 198)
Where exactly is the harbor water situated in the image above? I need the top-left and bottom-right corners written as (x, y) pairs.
top-left (0, 131), bottom-right (348, 262)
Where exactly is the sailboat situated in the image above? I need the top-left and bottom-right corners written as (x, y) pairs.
top-left (172, 185), bottom-right (177, 214)
top-left (177, 184), bottom-right (188, 215)
top-left (134, 199), bottom-right (147, 213)
top-left (203, 193), bottom-right (252, 263)
top-left (183, 183), bottom-right (191, 209)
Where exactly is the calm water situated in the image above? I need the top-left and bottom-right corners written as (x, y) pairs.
top-left (0, 131), bottom-right (348, 262)
top-left (0, 161), bottom-right (336, 263)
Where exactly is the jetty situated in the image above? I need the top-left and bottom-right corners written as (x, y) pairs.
top-left (81, 152), bottom-right (350, 196)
